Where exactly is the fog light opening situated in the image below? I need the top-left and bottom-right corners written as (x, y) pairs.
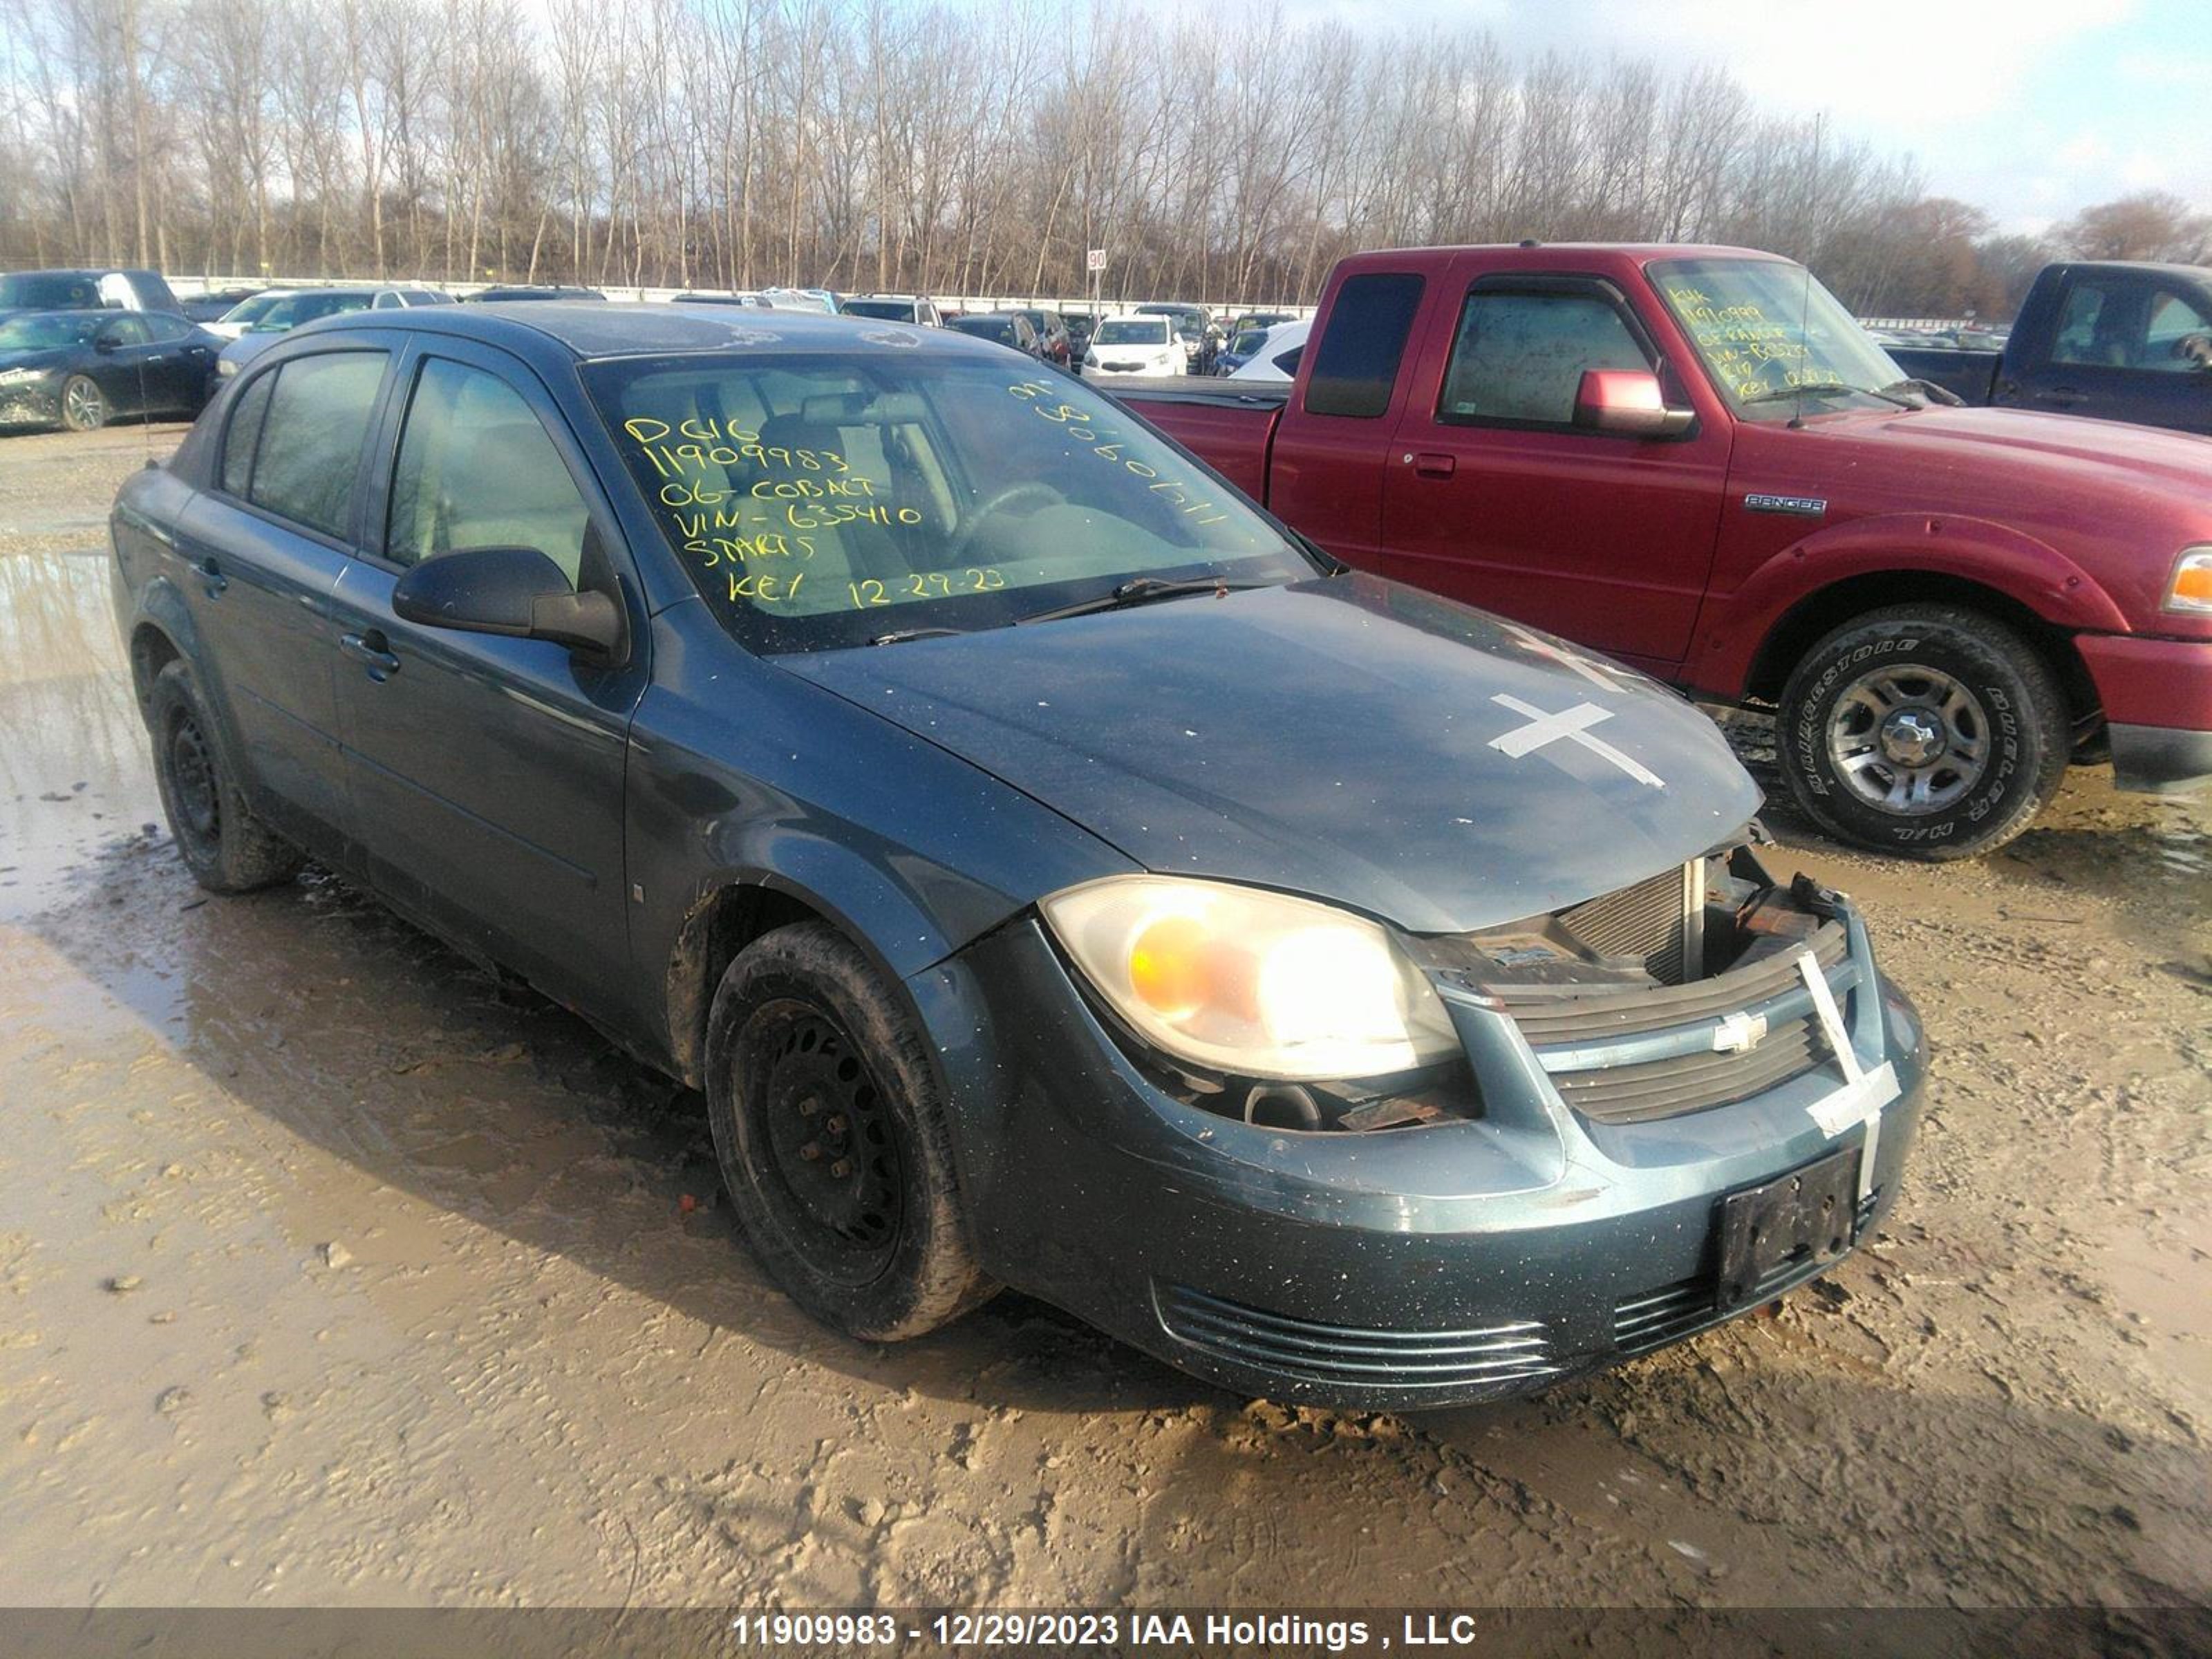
top-left (1241, 1083), bottom-right (1324, 1132)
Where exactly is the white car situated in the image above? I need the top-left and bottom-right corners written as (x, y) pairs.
top-left (203, 290), bottom-right (285, 341)
top-left (1083, 315), bottom-right (1185, 378)
top-left (1227, 319), bottom-right (1310, 382)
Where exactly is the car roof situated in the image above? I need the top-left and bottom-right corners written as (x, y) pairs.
top-left (279, 301), bottom-right (1020, 366)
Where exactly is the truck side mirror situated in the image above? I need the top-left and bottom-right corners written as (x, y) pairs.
top-left (1575, 369), bottom-right (1695, 438)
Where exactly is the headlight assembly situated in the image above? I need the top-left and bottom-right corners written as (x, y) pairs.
top-left (1040, 876), bottom-right (1460, 1082)
top-left (0, 366), bottom-right (43, 385)
top-left (2164, 547), bottom-right (2212, 616)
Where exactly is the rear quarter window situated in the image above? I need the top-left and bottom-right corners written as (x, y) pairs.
top-left (1302, 272), bottom-right (1424, 418)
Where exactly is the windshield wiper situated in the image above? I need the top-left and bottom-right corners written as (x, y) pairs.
top-left (1741, 382), bottom-right (1920, 411)
top-left (1882, 377), bottom-right (1961, 407)
top-left (868, 626), bottom-right (964, 646)
top-left (1014, 575), bottom-right (1269, 627)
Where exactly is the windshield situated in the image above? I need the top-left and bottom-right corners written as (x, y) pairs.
top-left (842, 299), bottom-right (917, 322)
top-left (1649, 258), bottom-right (1907, 420)
top-left (220, 293), bottom-right (282, 326)
top-left (583, 350), bottom-right (1313, 653)
top-left (0, 312), bottom-right (103, 350)
top-left (254, 292), bottom-right (373, 331)
top-left (950, 317), bottom-right (1018, 344)
top-left (0, 273), bottom-right (105, 310)
top-left (1097, 319), bottom-right (1168, 346)
top-left (1228, 328), bottom-right (1269, 357)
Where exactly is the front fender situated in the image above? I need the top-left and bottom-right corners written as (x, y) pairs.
top-left (1691, 512), bottom-right (2131, 694)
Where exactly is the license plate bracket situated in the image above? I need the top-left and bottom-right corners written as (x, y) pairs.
top-left (1715, 1145), bottom-right (1858, 1312)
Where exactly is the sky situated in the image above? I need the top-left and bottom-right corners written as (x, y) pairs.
top-left (1294, 0), bottom-right (2212, 234)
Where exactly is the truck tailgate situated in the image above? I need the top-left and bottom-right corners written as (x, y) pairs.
top-left (1100, 379), bottom-right (1286, 505)
top-left (1886, 346), bottom-right (2001, 406)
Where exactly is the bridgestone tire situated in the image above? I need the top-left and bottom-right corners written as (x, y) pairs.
top-left (704, 921), bottom-right (995, 1341)
top-left (1776, 604), bottom-right (2069, 861)
top-left (147, 659), bottom-right (303, 893)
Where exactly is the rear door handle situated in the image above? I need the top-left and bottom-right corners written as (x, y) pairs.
top-left (195, 554), bottom-right (227, 596)
top-left (1410, 451), bottom-right (1456, 479)
top-left (339, 629), bottom-right (402, 682)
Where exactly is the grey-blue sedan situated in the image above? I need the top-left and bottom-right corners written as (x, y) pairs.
top-left (109, 304), bottom-right (1926, 1407)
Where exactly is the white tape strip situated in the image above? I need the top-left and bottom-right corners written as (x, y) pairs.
top-left (1799, 950), bottom-right (1885, 1201)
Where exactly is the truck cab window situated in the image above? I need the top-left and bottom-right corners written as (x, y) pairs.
top-left (1302, 272), bottom-right (1423, 418)
top-left (2053, 277), bottom-right (2209, 372)
top-left (1440, 290), bottom-right (1651, 427)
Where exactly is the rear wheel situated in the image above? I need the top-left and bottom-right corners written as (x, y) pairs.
top-left (1775, 604), bottom-right (2068, 861)
top-left (147, 659), bottom-right (302, 892)
top-left (704, 921), bottom-right (995, 1341)
top-left (59, 375), bottom-right (108, 432)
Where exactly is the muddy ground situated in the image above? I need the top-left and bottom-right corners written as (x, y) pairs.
top-left (0, 425), bottom-right (2206, 1633)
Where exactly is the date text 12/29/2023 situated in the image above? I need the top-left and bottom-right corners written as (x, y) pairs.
top-left (724, 1611), bottom-right (1529, 1651)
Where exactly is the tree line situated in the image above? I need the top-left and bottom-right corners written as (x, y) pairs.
top-left (2, 0), bottom-right (2206, 317)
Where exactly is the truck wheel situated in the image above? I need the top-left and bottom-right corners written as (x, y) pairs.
top-left (1776, 604), bottom-right (2068, 861)
top-left (704, 921), bottom-right (996, 1342)
top-left (147, 659), bottom-right (303, 892)
top-left (60, 375), bottom-right (109, 432)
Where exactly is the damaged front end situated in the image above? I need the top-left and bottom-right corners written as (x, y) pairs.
top-left (1058, 828), bottom-right (1880, 1143)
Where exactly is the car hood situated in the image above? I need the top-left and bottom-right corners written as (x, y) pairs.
top-left (783, 574), bottom-right (1759, 935)
top-left (221, 331), bottom-right (283, 366)
top-left (1838, 403), bottom-right (2212, 491)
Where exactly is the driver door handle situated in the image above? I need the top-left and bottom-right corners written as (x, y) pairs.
top-left (339, 629), bottom-right (402, 682)
top-left (1410, 451), bottom-right (1456, 478)
top-left (195, 555), bottom-right (227, 597)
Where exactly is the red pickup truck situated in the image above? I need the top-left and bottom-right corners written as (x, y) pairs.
top-left (1112, 244), bottom-right (2212, 858)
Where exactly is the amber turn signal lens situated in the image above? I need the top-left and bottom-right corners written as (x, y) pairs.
top-left (1129, 915), bottom-right (1209, 1016)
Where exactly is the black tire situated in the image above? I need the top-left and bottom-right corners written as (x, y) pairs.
top-left (1775, 604), bottom-right (2069, 861)
top-left (59, 374), bottom-right (109, 433)
top-left (704, 921), bottom-right (995, 1341)
top-left (147, 659), bottom-right (302, 893)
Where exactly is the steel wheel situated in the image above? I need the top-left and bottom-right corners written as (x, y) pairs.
top-left (744, 1000), bottom-right (905, 1286)
top-left (167, 708), bottom-right (223, 854)
top-left (1825, 663), bottom-right (1991, 816)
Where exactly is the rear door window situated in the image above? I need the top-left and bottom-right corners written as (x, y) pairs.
top-left (247, 351), bottom-right (389, 539)
top-left (1302, 272), bottom-right (1424, 418)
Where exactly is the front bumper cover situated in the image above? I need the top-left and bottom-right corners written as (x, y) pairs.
top-left (2077, 632), bottom-right (2212, 794)
top-left (909, 910), bottom-right (1927, 1411)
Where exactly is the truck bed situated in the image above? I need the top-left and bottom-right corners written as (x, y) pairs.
top-left (1100, 377), bottom-right (1287, 503)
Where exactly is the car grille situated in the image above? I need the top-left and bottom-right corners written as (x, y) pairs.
top-left (1155, 1284), bottom-right (1559, 1391)
top-left (1496, 924), bottom-right (1855, 1126)
top-left (1552, 1012), bottom-right (1825, 1123)
top-left (1613, 1275), bottom-right (1715, 1355)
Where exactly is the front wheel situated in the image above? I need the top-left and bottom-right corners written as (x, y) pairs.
top-left (1775, 604), bottom-right (2069, 861)
top-left (704, 921), bottom-right (995, 1342)
top-left (59, 375), bottom-right (109, 432)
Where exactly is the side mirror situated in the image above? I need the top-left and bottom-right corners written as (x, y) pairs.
top-left (94, 332), bottom-right (122, 353)
top-left (391, 545), bottom-right (626, 661)
top-left (1574, 369), bottom-right (1695, 438)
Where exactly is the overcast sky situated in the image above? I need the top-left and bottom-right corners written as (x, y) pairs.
top-left (1291, 0), bottom-right (2211, 234)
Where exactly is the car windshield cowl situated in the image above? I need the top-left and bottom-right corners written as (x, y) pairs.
top-left (582, 349), bottom-right (1315, 655)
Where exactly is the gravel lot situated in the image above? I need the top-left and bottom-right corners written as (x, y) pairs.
top-left (1, 425), bottom-right (2206, 1638)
